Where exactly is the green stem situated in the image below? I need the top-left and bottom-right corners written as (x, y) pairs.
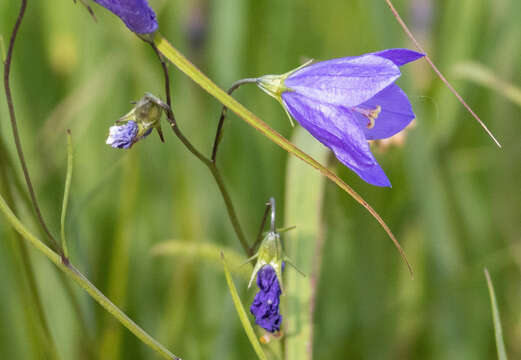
top-left (149, 43), bottom-right (251, 257)
top-left (0, 194), bottom-right (181, 360)
top-left (153, 33), bottom-right (412, 275)
top-left (209, 164), bottom-right (250, 256)
top-left (0, 154), bottom-right (60, 360)
top-left (60, 130), bottom-right (73, 258)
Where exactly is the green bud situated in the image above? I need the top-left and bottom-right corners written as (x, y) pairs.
top-left (118, 93), bottom-right (165, 142)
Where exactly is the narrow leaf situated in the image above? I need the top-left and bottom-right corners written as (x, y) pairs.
top-left (484, 268), bottom-right (508, 360)
top-left (60, 130), bottom-right (73, 257)
top-left (284, 127), bottom-right (328, 360)
top-left (220, 252), bottom-right (268, 360)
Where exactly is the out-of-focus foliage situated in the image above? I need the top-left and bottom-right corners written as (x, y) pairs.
top-left (0, 0), bottom-right (519, 359)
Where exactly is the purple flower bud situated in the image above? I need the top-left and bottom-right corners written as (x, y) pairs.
top-left (257, 49), bottom-right (424, 187)
top-left (106, 120), bottom-right (138, 149)
top-left (93, 0), bottom-right (158, 34)
top-left (250, 265), bottom-right (282, 333)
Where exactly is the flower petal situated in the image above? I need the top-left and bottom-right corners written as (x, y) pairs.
top-left (282, 92), bottom-right (391, 187)
top-left (372, 48), bottom-right (425, 66)
top-left (353, 84), bottom-right (415, 140)
top-left (93, 0), bottom-right (158, 34)
top-left (106, 121), bottom-right (138, 149)
top-left (285, 55), bottom-right (400, 108)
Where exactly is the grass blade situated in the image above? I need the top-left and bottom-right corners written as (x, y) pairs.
top-left (484, 268), bottom-right (508, 360)
top-left (220, 252), bottom-right (268, 360)
top-left (60, 130), bottom-right (73, 257)
top-left (284, 127), bottom-right (328, 360)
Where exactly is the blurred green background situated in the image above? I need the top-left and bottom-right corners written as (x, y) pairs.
top-left (1, 0), bottom-right (520, 359)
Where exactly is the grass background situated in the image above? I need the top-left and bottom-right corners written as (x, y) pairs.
top-left (0, 0), bottom-right (520, 359)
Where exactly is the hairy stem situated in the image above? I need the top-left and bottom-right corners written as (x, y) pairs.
top-left (149, 44), bottom-right (252, 256)
top-left (3, 0), bottom-right (64, 257)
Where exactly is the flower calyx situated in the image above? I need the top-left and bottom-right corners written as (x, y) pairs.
top-left (106, 93), bottom-right (166, 149)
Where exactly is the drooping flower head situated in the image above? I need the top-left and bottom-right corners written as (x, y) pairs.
top-left (92, 0), bottom-right (158, 34)
top-left (257, 49), bottom-right (424, 187)
top-left (106, 93), bottom-right (165, 149)
top-left (250, 265), bottom-right (282, 333)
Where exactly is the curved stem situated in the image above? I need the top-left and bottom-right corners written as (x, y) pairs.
top-left (0, 193), bottom-right (180, 360)
top-left (149, 44), bottom-right (251, 256)
top-left (3, 0), bottom-right (63, 257)
top-left (153, 33), bottom-right (412, 275)
top-left (211, 78), bottom-right (257, 162)
top-left (251, 202), bottom-right (271, 254)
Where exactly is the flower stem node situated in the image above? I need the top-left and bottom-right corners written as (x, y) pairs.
top-left (106, 93), bottom-right (166, 149)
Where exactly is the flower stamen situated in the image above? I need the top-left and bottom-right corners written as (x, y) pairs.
top-left (353, 105), bottom-right (382, 129)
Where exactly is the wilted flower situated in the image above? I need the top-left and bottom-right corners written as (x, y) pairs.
top-left (250, 265), bottom-right (282, 333)
top-left (92, 0), bottom-right (158, 34)
top-left (106, 120), bottom-right (140, 148)
top-left (106, 93), bottom-right (165, 149)
top-left (257, 49), bottom-right (424, 187)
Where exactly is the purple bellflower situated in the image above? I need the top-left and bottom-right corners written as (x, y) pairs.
top-left (250, 265), bottom-right (282, 333)
top-left (92, 0), bottom-right (158, 34)
top-left (257, 49), bottom-right (424, 187)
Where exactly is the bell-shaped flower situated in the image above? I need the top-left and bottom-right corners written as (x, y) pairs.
top-left (256, 49), bottom-right (424, 187)
top-left (106, 93), bottom-right (165, 149)
top-left (92, 0), bottom-right (158, 34)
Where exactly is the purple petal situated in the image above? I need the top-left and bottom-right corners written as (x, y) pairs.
top-left (353, 84), bottom-right (415, 140)
top-left (106, 121), bottom-right (138, 149)
top-left (282, 92), bottom-right (391, 187)
top-left (250, 265), bottom-right (282, 333)
top-left (372, 48), bottom-right (425, 66)
top-left (93, 0), bottom-right (158, 34)
top-left (285, 55), bottom-right (400, 108)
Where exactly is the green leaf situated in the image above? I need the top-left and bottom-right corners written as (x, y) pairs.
top-left (484, 268), bottom-right (508, 360)
top-left (284, 127), bottom-right (328, 360)
top-left (220, 252), bottom-right (268, 360)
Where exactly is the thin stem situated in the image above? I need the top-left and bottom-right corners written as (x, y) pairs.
top-left (0, 193), bottom-right (181, 360)
top-left (149, 43), bottom-right (252, 256)
top-left (153, 34), bottom-right (412, 275)
top-left (384, 0), bottom-right (501, 148)
top-left (208, 165), bottom-right (251, 255)
top-left (3, 0), bottom-right (64, 257)
top-left (251, 202), bottom-right (272, 254)
top-left (211, 78), bottom-right (257, 162)
top-left (60, 130), bottom-right (73, 257)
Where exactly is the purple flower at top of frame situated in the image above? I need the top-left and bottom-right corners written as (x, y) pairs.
top-left (257, 49), bottom-right (424, 187)
top-left (93, 0), bottom-right (158, 34)
top-left (250, 265), bottom-right (282, 333)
